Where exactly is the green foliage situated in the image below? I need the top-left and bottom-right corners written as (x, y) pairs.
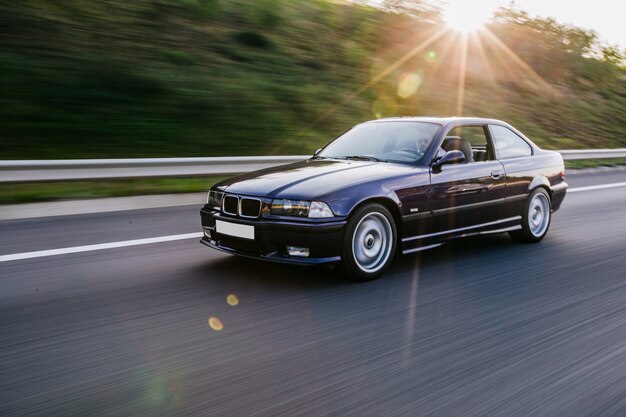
top-left (382, 0), bottom-right (442, 21)
top-left (160, 49), bottom-right (196, 65)
top-left (0, 0), bottom-right (624, 160)
top-left (250, 0), bottom-right (284, 28)
top-left (179, 0), bottom-right (221, 20)
top-left (602, 46), bottom-right (626, 65)
top-left (231, 30), bottom-right (273, 48)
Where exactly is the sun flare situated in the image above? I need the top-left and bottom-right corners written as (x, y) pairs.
top-left (443, 1), bottom-right (493, 32)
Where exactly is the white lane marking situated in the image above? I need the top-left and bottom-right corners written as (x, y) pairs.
top-left (1, 181), bottom-right (625, 263)
top-left (568, 181), bottom-right (626, 193)
top-left (0, 232), bottom-right (202, 263)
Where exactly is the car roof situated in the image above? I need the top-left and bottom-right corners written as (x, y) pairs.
top-left (365, 116), bottom-right (506, 126)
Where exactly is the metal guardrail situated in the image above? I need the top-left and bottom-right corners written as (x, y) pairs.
top-left (557, 149), bottom-right (626, 160)
top-left (0, 156), bottom-right (309, 183)
top-left (1, 149), bottom-right (625, 183)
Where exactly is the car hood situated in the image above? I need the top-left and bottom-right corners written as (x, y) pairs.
top-left (215, 159), bottom-right (422, 200)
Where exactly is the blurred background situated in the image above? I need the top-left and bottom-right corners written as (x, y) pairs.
top-left (1, 0), bottom-right (625, 201)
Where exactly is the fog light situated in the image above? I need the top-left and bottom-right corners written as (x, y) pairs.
top-left (203, 227), bottom-right (212, 239)
top-left (287, 246), bottom-right (310, 257)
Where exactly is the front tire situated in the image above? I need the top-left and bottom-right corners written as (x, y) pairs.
top-left (509, 188), bottom-right (552, 243)
top-left (341, 203), bottom-right (397, 281)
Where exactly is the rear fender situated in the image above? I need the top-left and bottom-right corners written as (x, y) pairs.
top-left (528, 176), bottom-right (550, 193)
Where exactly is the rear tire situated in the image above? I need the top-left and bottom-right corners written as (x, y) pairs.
top-left (509, 188), bottom-right (551, 243)
top-left (341, 203), bottom-right (397, 281)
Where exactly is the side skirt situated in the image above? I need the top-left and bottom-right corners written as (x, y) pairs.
top-left (401, 218), bottom-right (522, 255)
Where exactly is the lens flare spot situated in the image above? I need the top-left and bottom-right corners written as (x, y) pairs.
top-left (398, 72), bottom-right (423, 99)
top-left (372, 95), bottom-right (397, 118)
top-left (143, 374), bottom-right (182, 407)
top-left (208, 317), bottom-right (223, 331)
top-left (426, 50), bottom-right (437, 63)
top-left (226, 294), bottom-right (239, 306)
top-left (145, 376), bottom-right (168, 405)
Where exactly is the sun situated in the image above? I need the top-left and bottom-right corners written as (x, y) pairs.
top-left (443, 1), bottom-right (493, 32)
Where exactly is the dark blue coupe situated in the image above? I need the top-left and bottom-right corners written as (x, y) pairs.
top-left (200, 117), bottom-right (567, 280)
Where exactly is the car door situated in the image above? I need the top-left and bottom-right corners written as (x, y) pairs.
top-left (488, 124), bottom-right (535, 219)
top-left (428, 124), bottom-right (507, 234)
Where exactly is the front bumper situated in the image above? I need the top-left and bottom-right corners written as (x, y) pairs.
top-left (200, 207), bottom-right (345, 265)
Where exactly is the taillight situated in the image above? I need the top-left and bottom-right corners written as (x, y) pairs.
top-left (561, 170), bottom-right (566, 181)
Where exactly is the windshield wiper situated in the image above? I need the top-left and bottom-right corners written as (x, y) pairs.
top-left (340, 155), bottom-right (388, 163)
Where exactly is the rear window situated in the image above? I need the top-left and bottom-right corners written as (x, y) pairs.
top-left (490, 125), bottom-right (532, 159)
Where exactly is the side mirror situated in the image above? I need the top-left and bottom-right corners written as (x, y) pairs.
top-left (432, 150), bottom-right (465, 172)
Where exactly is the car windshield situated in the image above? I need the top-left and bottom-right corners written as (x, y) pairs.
top-left (317, 121), bottom-right (440, 165)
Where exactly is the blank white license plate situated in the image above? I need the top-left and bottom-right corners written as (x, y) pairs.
top-left (215, 220), bottom-right (255, 240)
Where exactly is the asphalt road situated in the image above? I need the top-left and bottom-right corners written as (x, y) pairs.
top-left (1, 171), bottom-right (625, 417)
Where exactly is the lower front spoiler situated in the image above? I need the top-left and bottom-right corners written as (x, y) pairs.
top-left (200, 237), bottom-right (341, 266)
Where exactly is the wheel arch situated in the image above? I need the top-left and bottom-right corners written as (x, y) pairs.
top-left (528, 176), bottom-right (553, 200)
top-left (347, 197), bottom-right (403, 237)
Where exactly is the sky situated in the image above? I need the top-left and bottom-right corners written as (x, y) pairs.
top-left (461, 0), bottom-right (625, 47)
top-left (371, 0), bottom-right (625, 48)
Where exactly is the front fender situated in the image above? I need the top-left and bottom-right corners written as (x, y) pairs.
top-left (327, 188), bottom-right (401, 217)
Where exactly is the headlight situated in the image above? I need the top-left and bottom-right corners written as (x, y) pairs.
top-left (270, 199), bottom-right (334, 218)
top-left (207, 190), bottom-right (224, 209)
top-left (270, 199), bottom-right (310, 217)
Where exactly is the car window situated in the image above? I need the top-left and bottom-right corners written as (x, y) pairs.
top-left (318, 121), bottom-right (440, 165)
top-left (444, 125), bottom-right (493, 162)
top-left (490, 125), bottom-right (532, 159)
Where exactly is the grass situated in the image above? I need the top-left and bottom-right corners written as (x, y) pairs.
top-left (0, 177), bottom-right (226, 205)
top-left (565, 158), bottom-right (626, 169)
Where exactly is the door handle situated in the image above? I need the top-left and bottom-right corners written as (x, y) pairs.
top-left (491, 170), bottom-right (502, 179)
